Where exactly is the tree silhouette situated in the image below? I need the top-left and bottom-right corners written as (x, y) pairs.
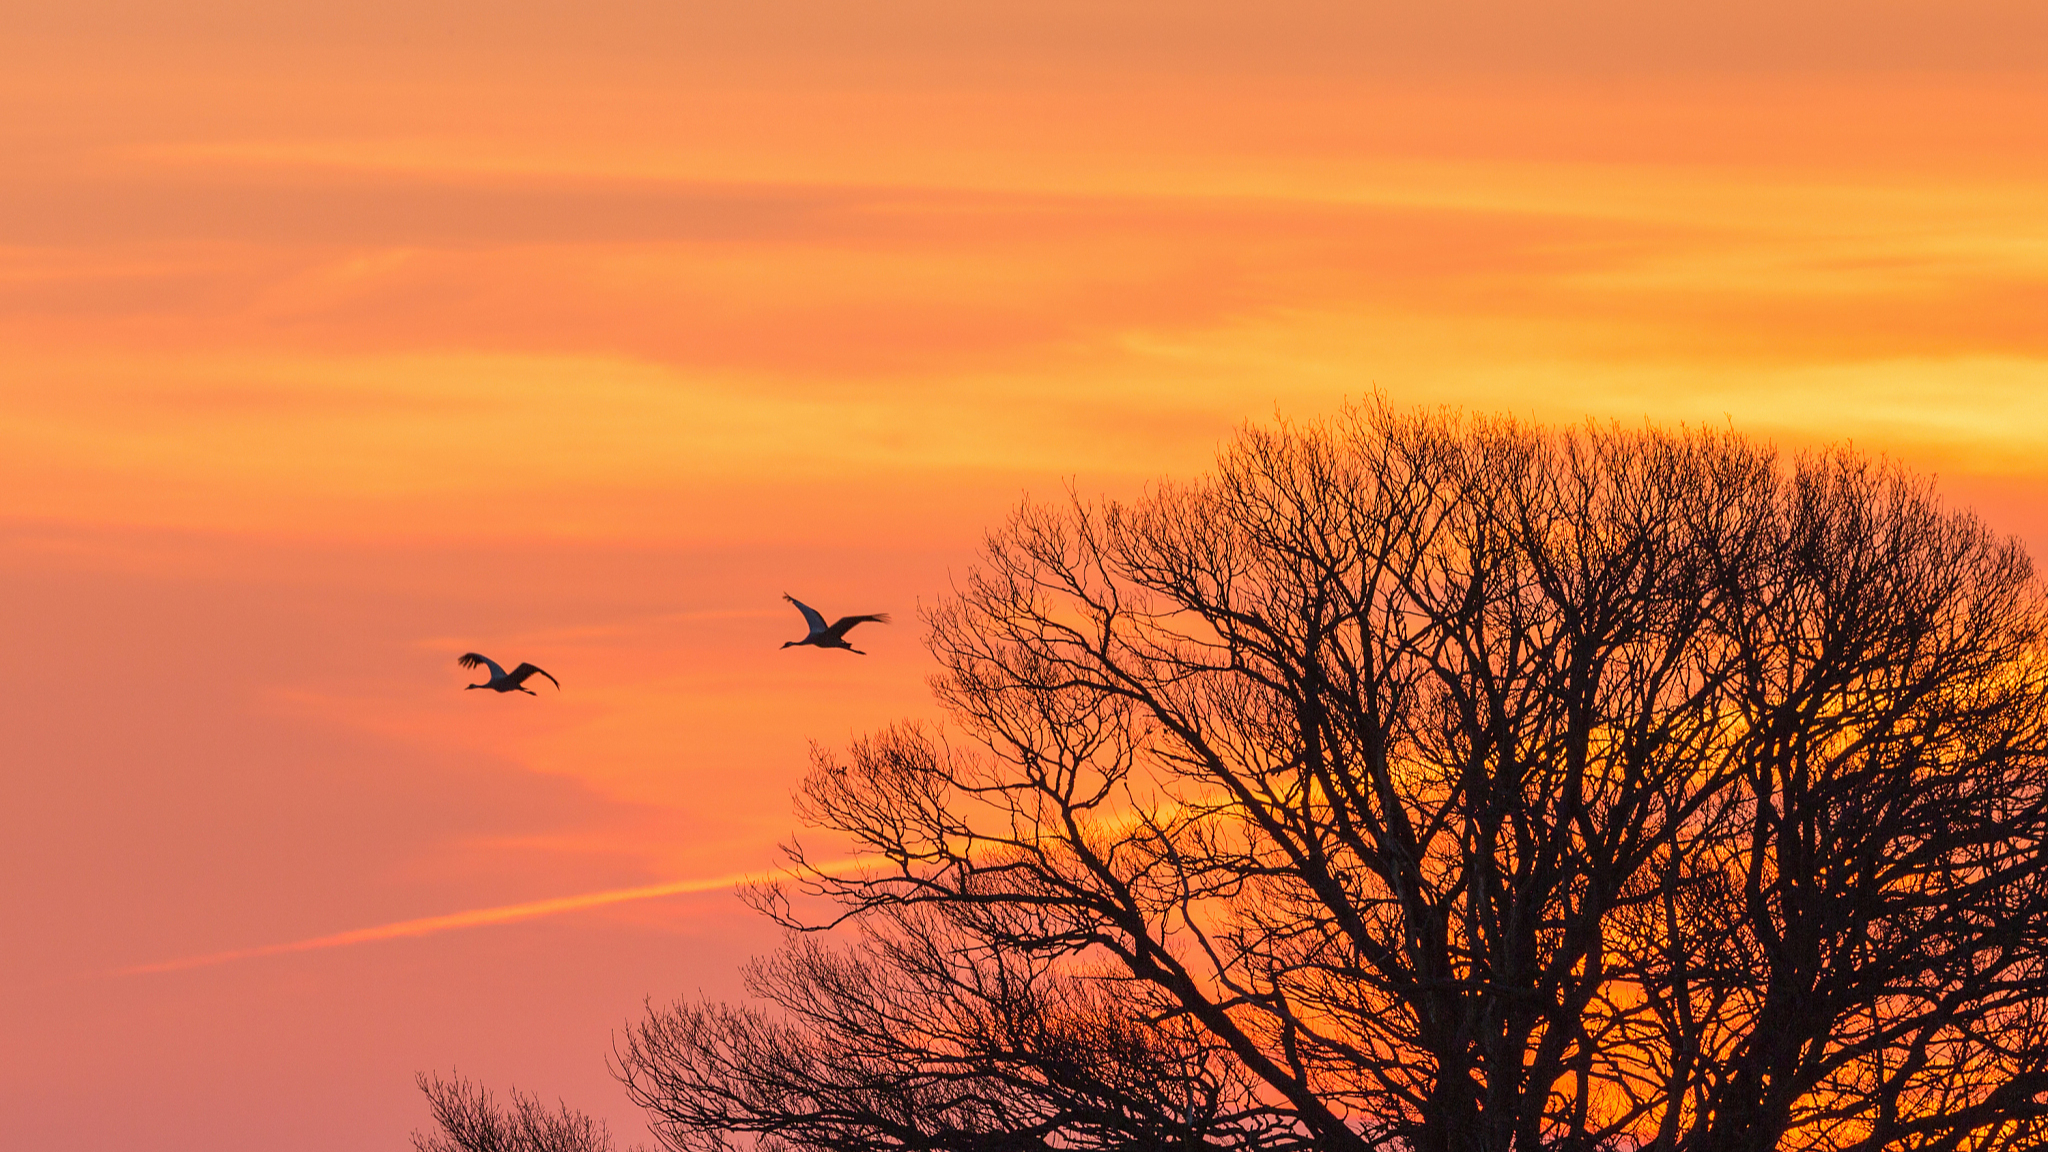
top-left (620, 905), bottom-right (1277, 1151)
top-left (586, 404), bottom-right (2048, 1151)
top-left (412, 1071), bottom-right (624, 1152)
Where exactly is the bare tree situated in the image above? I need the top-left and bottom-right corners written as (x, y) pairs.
top-left (620, 403), bottom-right (2048, 1152)
top-left (1682, 455), bottom-right (2048, 1152)
top-left (620, 901), bottom-right (1286, 1151)
top-left (413, 1071), bottom-right (622, 1152)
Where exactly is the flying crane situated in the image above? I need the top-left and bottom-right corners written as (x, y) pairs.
top-left (781, 594), bottom-right (890, 655)
top-left (458, 653), bottom-right (560, 694)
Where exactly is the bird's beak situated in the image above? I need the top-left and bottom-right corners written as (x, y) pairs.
top-left (780, 641), bottom-right (796, 648)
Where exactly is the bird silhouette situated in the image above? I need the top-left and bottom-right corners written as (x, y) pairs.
top-left (781, 594), bottom-right (890, 655)
top-left (458, 653), bottom-right (560, 694)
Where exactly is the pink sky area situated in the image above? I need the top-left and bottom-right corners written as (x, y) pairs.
top-left (5, 2), bottom-right (2048, 1148)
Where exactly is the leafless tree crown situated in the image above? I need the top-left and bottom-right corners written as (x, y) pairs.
top-left (619, 404), bottom-right (2048, 1152)
top-left (413, 1071), bottom-right (622, 1152)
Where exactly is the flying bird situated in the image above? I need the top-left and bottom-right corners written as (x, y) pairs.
top-left (781, 594), bottom-right (890, 655)
top-left (458, 653), bottom-right (561, 694)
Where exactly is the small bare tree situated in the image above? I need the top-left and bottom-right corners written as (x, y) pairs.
top-left (616, 403), bottom-right (2048, 1152)
top-left (413, 1072), bottom-right (622, 1152)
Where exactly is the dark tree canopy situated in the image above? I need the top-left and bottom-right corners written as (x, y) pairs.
top-left (619, 908), bottom-right (1274, 1152)
top-left (606, 404), bottom-right (2048, 1152)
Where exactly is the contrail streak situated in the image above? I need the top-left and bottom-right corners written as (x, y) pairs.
top-left (121, 801), bottom-right (1184, 976)
top-left (120, 858), bottom-right (881, 976)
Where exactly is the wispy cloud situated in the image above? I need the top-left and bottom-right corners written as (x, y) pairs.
top-left (120, 858), bottom-right (881, 976)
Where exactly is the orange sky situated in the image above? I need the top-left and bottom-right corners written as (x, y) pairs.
top-left (5, 3), bottom-right (2047, 1148)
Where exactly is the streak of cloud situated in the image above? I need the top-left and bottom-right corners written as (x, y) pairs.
top-left (119, 858), bottom-right (883, 976)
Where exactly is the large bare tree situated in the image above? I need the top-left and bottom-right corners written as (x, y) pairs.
top-left (611, 404), bottom-right (2048, 1152)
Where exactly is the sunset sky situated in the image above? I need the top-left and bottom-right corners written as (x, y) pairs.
top-left (5, 2), bottom-right (2047, 1148)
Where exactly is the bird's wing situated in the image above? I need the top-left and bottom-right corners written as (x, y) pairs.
top-left (824, 612), bottom-right (891, 640)
top-left (508, 663), bottom-right (560, 690)
top-left (784, 594), bottom-right (829, 637)
top-left (458, 653), bottom-right (508, 681)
